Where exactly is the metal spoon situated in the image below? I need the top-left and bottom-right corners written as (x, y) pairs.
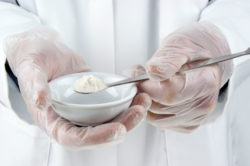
top-left (77, 48), bottom-right (250, 94)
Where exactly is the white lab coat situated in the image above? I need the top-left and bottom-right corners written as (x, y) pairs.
top-left (1, 0), bottom-right (250, 166)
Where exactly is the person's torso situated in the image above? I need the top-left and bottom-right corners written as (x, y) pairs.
top-left (2, 1), bottom-right (230, 166)
top-left (17, 0), bottom-right (207, 73)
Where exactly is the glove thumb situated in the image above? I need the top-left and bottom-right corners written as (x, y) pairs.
top-left (122, 64), bottom-right (146, 78)
top-left (146, 49), bottom-right (187, 81)
top-left (17, 64), bottom-right (51, 111)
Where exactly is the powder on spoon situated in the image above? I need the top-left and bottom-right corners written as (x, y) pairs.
top-left (73, 75), bottom-right (107, 93)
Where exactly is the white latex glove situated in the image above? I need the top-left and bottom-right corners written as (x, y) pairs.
top-left (3, 26), bottom-right (151, 149)
top-left (129, 22), bottom-right (233, 132)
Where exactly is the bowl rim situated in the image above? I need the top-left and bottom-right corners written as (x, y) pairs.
top-left (49, 72), bottom-right (137, 109)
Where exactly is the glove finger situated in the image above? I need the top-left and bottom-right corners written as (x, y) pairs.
top-left (30, 104), bottom-right (127, 150)
top-left (147, 94), bottom-right (218, 129)
top-left (112, 93), bottom-right (151, 131)
top-left (130, 92), bottom-right (152, 109)
top-left (54, 122), bottom-right (126, 150)
top-left (139, 65), bottom-right (221, 105)
top-left (43, 108), bottom-right (127, 150)
top-left (150, 99), bottom-right (198, 115)
top-left (147, 111), bottom-right (205, 130)
top-left (149, 93), bottom-right (217, 115)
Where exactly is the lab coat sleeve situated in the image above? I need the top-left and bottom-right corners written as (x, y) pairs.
top-left (198, 0), bottom-right (250, 122)
top-left (0, 2), bottom-right (41, 108)
top-left (0, 1), bottom-right (41, 54)
top-left (199, 0), bottom-right (250, 67)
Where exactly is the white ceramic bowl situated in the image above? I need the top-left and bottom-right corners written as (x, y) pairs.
top-left (49, 72), bottom-right (137, 126)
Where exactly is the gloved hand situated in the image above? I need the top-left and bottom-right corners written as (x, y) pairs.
top-left (3, 26), bottom-right (151, 149)
top-left (129, 22), bottom-right (232, 132)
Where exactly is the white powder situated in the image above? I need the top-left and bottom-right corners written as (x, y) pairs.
top-left (73, 75), bottom-right (106, 93)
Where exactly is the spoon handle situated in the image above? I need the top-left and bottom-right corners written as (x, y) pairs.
top-left (177, 47), bottom-right (250, 74)
top-left (107, 48), bottom-right (250, 87)
top-left (107, 74), bottom-right (149, 87)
